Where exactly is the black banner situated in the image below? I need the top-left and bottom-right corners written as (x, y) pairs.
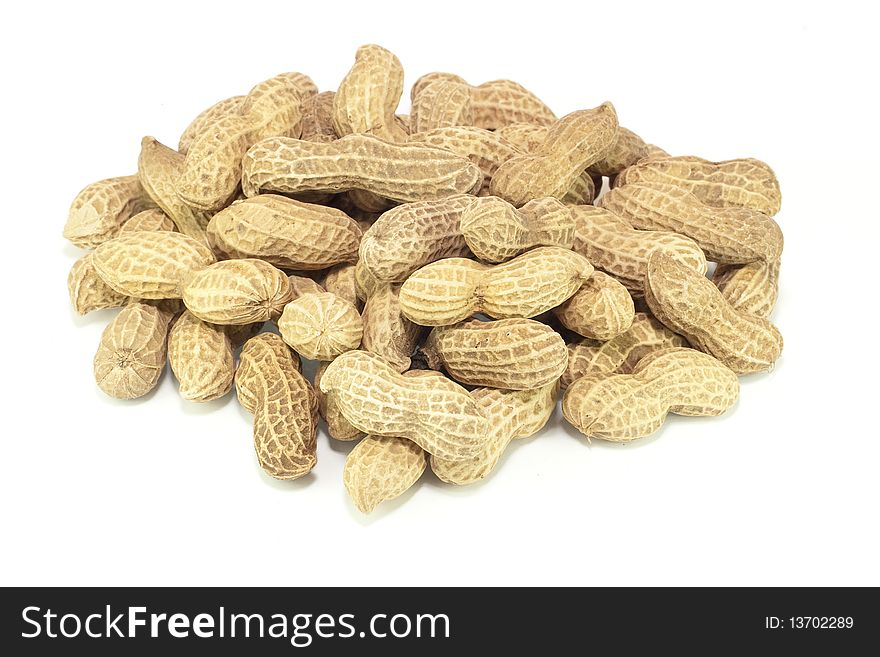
top-left (1, 587), bottom-right (874, 653)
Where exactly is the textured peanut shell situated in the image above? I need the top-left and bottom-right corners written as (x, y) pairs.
top-left (562, 347), bottom-right (740, 441)
top-left (176, 74), bottom-right (304, 211)
top-left (314, 361), bottom-right (364, 441)
top-left (182, 259), bottom-right (292, 325)
top-left (354, 259), bottom-right (384, 302)
top-left (235, 333), bottom-right (318, 480)
top-left (361, 284), bottom-right (424, 372)
top-left (553, 271), bottom-right (635, 341)
top-left (241, 134), bottom-right (482, 203)
top-left (490, 103), bottom-right (618, 206)
top-left (318, 351), bottom-right (490, 461)
top-left (713, 260), bottom-right (780, 318)
top-left (422, 318), bottom-right (567, 389)
top-left (278, 292), bottom-right (363, 361)
top-left (570, 205), bottom-right (707, 292)
top-left (207, 194), bottom-right (361, 270)
top-left (460, 196), bottom-right (575, 263)
top-left (64, 175), bottom-right (155, 248)
top-left (644, 254), bottom-right (783, 374)
top-left (68, 253), bottom-right (129, 315)
top-left (119, 209), bottom-right (176, 234)
top-left (495, 122), bottom-right (549, 153)
top-left (178, 95), bottom-right (245, 154)
top-left (92, 231), bottom-right (216, 299)
top-left (301, 91), bottom-right (338, 143)
top-left (399, 247), bottom-right (593, 326)
top-left (409, 126), bottom-right (521, 195)
top-left (616, 156), bottom-right (781, 215)
top-left (599, 182), bottom-right (783, 264)
top-left (94, 302), bottom-right (175, 399)
top-left (431, 382), bottom-right (557, 485)
top-left (344, 435), bottom-right (427, 514)
top-left (137, 137), bottom-right (212, 245)
top-left (287, 275), bottom-right (325, 299)
top-left (321, 264), bottom-right (362, 310)
top-left (168, 310), bottom-right (234, 401)
top-left (332, 44), bottom-right (407, 143)
top-left (410, 80), bottom-right (474, 133)
top-left (561, 312), bottom-right (688, 389)
top-left (358, 195), bottom-right (476, 283)
top-left (587, 127), bottom-right (650, 176)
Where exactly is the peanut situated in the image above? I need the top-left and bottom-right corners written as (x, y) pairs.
top-left (92, 230), bottom-right (216, 299)
top-left (235, 333), bottom-right (318, 480)
top-left (460, 196), bottom-right (575, 263)
top-left (552, 271), bottom-right (635, 341)
top-left (712, 260), bottom-right (780, 319)
top-left (358, 195), bottom-right (475, 283)
top-left (301, 91), bottom-right (338, 143)
top-left (410, 80), bottom-right (473, 133)
top-left (489, 103), bottom-right (619, 206)
top-left (430, 382), bottom-right (557, 485)
top-left (94, 302), bottom-right (176, 399)
top-left (287, 274), bottom-right (326, 299)
top-left (167, 310), bottom-right (235, 402)
top-left (563, 347), bottom-right (739, 441)
top-left (64, 175), bottom-right (155, 248)
top-left (278, 291), bottom-right (363, 361)
top-left (399, 247), bottom-right (593, 326)
top-left (68, 253), bottom-right (128, 315)
top-left (321, 264), bottom-right (362, 311)
top-left (344, 435), bottom-right (427, 514)
top-left (318, 350), bottom-right (489, 461)
top-left (560, 312), bottom-right (688, 389)
top-left (181, 258), bottom-right (292, 325)
top-left (588, 127), bottom-right (651, 176)
top-left (570, 205), bottom-right (707, 293)
top-left (138, 137), bottom-right (212, 245)
top-left (242, 134), bottom-right (482, 202)
top-left (314, 361), bottom-right (364, 441)
top-left (333, 44), bottom-right (407, 143)
top-left (361, 284), bottom-right (425, 372)
top-left (645, 253), bottom-right (783, 374)
top-left (422, 318), bottom-right (567, 389)
top-left (599, 182), bottom-right (783, 264)
top-left (176, 74), bottom-right (305, 211)
top-left (207, 194), bottom-right (362, 270)
top-left (119, 209), bottom-right (176, 234)
top-left (178, 95), bottom-right (246, 154)
top-left (616, 156), bottom-right (781, 215)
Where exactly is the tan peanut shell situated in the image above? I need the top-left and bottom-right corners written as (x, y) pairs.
top-left (599, 182), bottom-right (783, 264)
top-left (490, 103), bottom-right (619, 206)
top-left (410, 80), bottom-right (473, 133)
top-left (92, 230), bottom-right (216, 299)
top-left (644, 253), bottom-right (783, 374)
top-left (314, 362), bottom-right (364, 441)
top-left (321, 264), bottom-right (362, 310)
top-left (713, 260), bottom-right (780, 318)
top-left (495, 122), bottom-right (549, 153)
top-left (278, 292), bottom-right (363, 361)
top-left (460, 196), bottom-right (575, 263)
top-left (94, 302), bottom-right (176, 399)
top-left (333, 44), bottom-right (407, 143)
top-left (553, 271), bottom-right (635, 341)
top-left (137, 137), bottom-right (212, 245)
top-left (570, 205), bottom-right (707, 292)
top-left (235, 333), bottom-right (318, 480)
top-left (318, 350), bottom-right (489, 461)
top-left (399, 247), bottom-right (593, 326)
top-left (358, 195), bottom-right (476, 283)
top-left (288, 274), bottom-right (325, 299)
top-left (408, 126), bottom-right (521, 195)
top-left (301, 91), bottom-right (338, 143)
top-left (242, 134), bottom-right (483, 203)
top-left (354, 258), bottom-right (384, 302)
top-left (561, 312), bottom-right (688, 389)
top-left (344, 435), bottom-right (427, 514)
top-left (431, 382), bottom-right (557, 485)
top-left (119, 209), bottom-right (176, 234)
top-left (361, 284), bottom-right (424, 372)
top-left (207, 194), bottom-right (361, 270)
top-left (422, 318), bottom-right (567, 390)
top-left (182, 259), bottom-right (292, 325)
top-left (616, 156), bottom-right (782, 215)
top-left (167, 310), bottom-right (234, 401)
top-left (178, 95), bottom-right (246, 154)
top-left (68, 253), bottom-right (129, 315)
top-left (176, 74), bottom-right (305, 211)
top-left (64, 175), bottom-right (155, 248)
top-left (562, 347), bottom-right (740, 442)
top-left (587, 127), bottom-right (651, 176)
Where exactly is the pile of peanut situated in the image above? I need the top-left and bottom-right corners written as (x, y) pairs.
top-left (65, 45), bottom-right (783, 514)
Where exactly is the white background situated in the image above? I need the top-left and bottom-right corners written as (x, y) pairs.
top-left (0, 0), bottom-right (878, 586)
